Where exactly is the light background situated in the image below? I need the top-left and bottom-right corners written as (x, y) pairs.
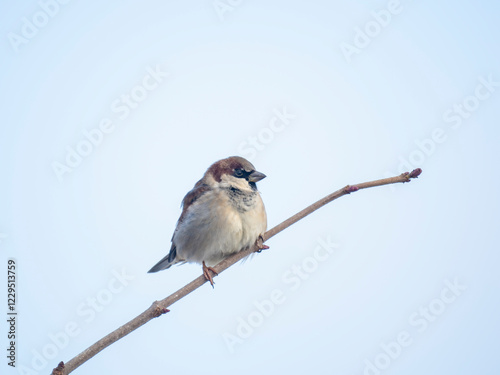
top-left (1, 1), bottom-right (499, 374)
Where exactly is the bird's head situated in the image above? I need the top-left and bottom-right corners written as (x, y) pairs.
top-left (205, 156), bottom-right (266, 191)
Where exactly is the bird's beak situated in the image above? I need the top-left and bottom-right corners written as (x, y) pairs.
top-left (248, 170), bottom-right (266, 182)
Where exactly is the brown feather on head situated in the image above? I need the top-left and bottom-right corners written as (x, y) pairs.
top-left (206, 156), bottom-right (257, 182)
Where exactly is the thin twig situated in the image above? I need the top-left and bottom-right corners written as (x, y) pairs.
top-left (51, 168), bottom-right (422, 375)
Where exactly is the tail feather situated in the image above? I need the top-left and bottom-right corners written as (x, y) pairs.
top-left (148, 245), bottom-right (178, 273)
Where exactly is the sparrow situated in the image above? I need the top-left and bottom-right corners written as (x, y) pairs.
top-left (148, 156), bottom-right (268, 286)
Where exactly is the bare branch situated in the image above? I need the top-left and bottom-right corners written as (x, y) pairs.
top-left (52, 168), bottom-right (422, 375)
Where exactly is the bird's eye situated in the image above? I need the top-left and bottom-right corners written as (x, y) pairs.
top-left (234, 169), bottom-right (245, 178)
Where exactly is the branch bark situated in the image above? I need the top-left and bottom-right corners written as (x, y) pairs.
top-left (52, 168), bottom-right (422, 375)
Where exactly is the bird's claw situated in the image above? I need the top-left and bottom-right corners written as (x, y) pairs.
top-left (255, 235), bottom-right (270, 253)
top-left (202, 261), bottom-right (218, 288)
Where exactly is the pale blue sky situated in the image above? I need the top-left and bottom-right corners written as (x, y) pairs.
top-left (1, 1), bottom-right (499, 375)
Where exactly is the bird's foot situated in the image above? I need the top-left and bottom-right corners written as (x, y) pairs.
top-left (202, 261), bottom-right (218, 288)
top-left (255, 235), bottom-right (270, 253)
